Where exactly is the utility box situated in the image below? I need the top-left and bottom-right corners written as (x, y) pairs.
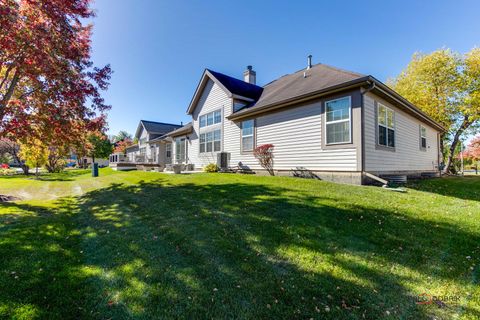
top-left (92, 163), bottom-right (99, 177)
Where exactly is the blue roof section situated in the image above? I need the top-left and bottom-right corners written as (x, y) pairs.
top-left (207, 69), bottom-right (263, 101)
top-left (140, 120), bottom-right (182, 134)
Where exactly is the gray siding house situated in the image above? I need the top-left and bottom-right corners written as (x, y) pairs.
top-left (114, 57), bottom-right (444, 184)
top-left (110, 120), bottom-right (182, 171)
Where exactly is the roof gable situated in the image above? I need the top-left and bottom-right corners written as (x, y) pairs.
top-left (186, 69), bottom-right (263, 115)
top-left (134, 120), bottom-right (182, 139)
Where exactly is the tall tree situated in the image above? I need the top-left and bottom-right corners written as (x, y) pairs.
top-left (0, 0), bottom-right (112, 143)
top-left (390, 48), bottom-right (480, 174)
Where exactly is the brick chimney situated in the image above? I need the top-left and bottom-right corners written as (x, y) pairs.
top-left (243, 65), bottom-right (256, 85)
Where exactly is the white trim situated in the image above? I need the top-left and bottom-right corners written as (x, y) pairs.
top-left (199, 128), bottom-right (222, 154)
top-left (241, 119), bottom-right (255, 152)
top-left (199, 108), bottom-right (222, 129)
top-left (377, 102), bottom-right (395, 148)
top-left (324, 96), bottom-right (352, 145)
top-left (420, 124), bottom-right (427, 150)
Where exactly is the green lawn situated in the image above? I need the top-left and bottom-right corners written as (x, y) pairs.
top-left (0, 169), bottom-right (479, 319)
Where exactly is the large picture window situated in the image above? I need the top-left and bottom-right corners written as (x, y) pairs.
top-left (325, 97), bottom-right (351, 144)
top-left (199, 110), bottom-right (222, 128)
top-left (199, 129), bottom-right (221, 153)
top-left (241, 120), bottom-right (255, 152)
top-left (377, 103), bottom-right (395, 148)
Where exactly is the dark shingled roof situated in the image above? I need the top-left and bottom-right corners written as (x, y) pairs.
top-left (148, 122), bottom-right (194, 143)
top-left (140, 120), bottom-right (182, 135)
top-left (232, 64), bottom-right (365, 117)
top-left (207, 69), bottom-right (264, 101)
top-left (166, 122), bottom-right (193, 137)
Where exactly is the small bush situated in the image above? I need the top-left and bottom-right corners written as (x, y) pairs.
top-left (253, 144), bottom-right (275, 176)
top-left (204, 163), bottom-right (219, 173)
top-left (0, 168), bottom-right (16, 176)
top-left (1, 163), bottom-right (9, 169)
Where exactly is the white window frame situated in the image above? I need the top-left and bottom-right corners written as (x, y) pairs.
top-left (150, 145), bottom-right (156, 162)
top-left (175, 138), bottom-right (186, 163)
top-left (324, 96), bottom-right (352, 145)
top-left (241, 119), bottom-right (255, 152)
top-left (420, 125), bottom-right (427, 150)
top-left (199, 109), bottom-right (222, 128)
top-left (165, 143), bottom-right (172, 158)
top-left (199, 129), bottom-right (221, 154)
top-left (377, 103), bottom-right (395, 148)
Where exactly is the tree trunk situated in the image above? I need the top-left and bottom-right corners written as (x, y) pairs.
top-left (442, 117), bottom-right (471, 174)
top-left (21, 163), bottom-right (29, 175)
top-left (35, 164), bottom-right (39, 179)
top-left (9, 148), bottom-right (28, 175)
top-left (0, 70), bottom-right (20, 121)
top-left (439, 133), bottom-right (445, 163)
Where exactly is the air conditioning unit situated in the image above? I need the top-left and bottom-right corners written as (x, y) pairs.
top-left (217, 152), bottom-right (231, 170)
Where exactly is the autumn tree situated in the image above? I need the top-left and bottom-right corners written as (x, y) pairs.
top-left (113, 131), bottom-right (133, 143)
top-left (18, 138), bottom-right (48, 179)
top-left (390, 48), bottom-right (480, 174)
top-left (462, 135), bottom-right (480, 173)
top-left (45, 145), bottom-right (68, 173)
top-left (466, 135), bottom-right (480, 161)
top-left (0, 0), bottom-right (111, 145)
top-left (113, 139), bottom-right (133, 154)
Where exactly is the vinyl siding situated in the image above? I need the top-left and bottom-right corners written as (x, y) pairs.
top-left (364, 92), bottom-right (440, 172)
top-left (188, 81), bottom-right (358, 171)
top-left (187, 79), bottom-right (231, 167)
top-left (227, 101), bottom-right (357, 171)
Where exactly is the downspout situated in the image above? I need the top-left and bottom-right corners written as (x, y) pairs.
top-left (360, 80), bottom-right (375, 184)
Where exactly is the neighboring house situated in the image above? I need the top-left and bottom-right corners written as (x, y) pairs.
top-left (177, 58), bottom-right (444, 184)
top-left (110, 120), bottom-right (182, 170)
top-left (79, 157), bottom-right (109, 168)
top-left (113, 57), bottom-right (445, 184)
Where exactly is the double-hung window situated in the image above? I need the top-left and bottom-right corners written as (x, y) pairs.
top-left (420, 125), bottom-right (427, 150)
top-left (199, 110), bottom-right (222, 128)
top-left (325, 97), bottom-right (351, 144)
top-left (199, 129), bottom-right (221, 153)
top-left (165, 143), bottom-right (172, 158)
top-left (377, 103), bottom-right (395, 148)
top-left (241, 120), bottom-right (255, 152)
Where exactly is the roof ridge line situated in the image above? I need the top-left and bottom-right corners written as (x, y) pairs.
top-left (140, 120), bottom-right (182, 126)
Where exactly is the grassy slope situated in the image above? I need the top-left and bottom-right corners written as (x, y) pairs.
top-left (0, 169), bottom-right (479, 319)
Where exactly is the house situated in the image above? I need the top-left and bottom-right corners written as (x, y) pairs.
top-left (110, 120), bottom-right (182, 171)
top-left (178, 57), bottom-right (444, 184)
top-left (113, 56), bottom-right (445, 184)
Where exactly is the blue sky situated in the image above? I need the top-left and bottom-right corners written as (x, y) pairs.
top-left (89, 0), bottom-right (480, 138)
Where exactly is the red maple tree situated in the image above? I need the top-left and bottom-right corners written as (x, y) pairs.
top-left (113, 138), bottom-right (134, 154)
top-left (253, 144), bottom-right (275, 176)
top-left (464, 135), bottom-right (480, 161)
top-left (0, 0), bottom-right (111, 145)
